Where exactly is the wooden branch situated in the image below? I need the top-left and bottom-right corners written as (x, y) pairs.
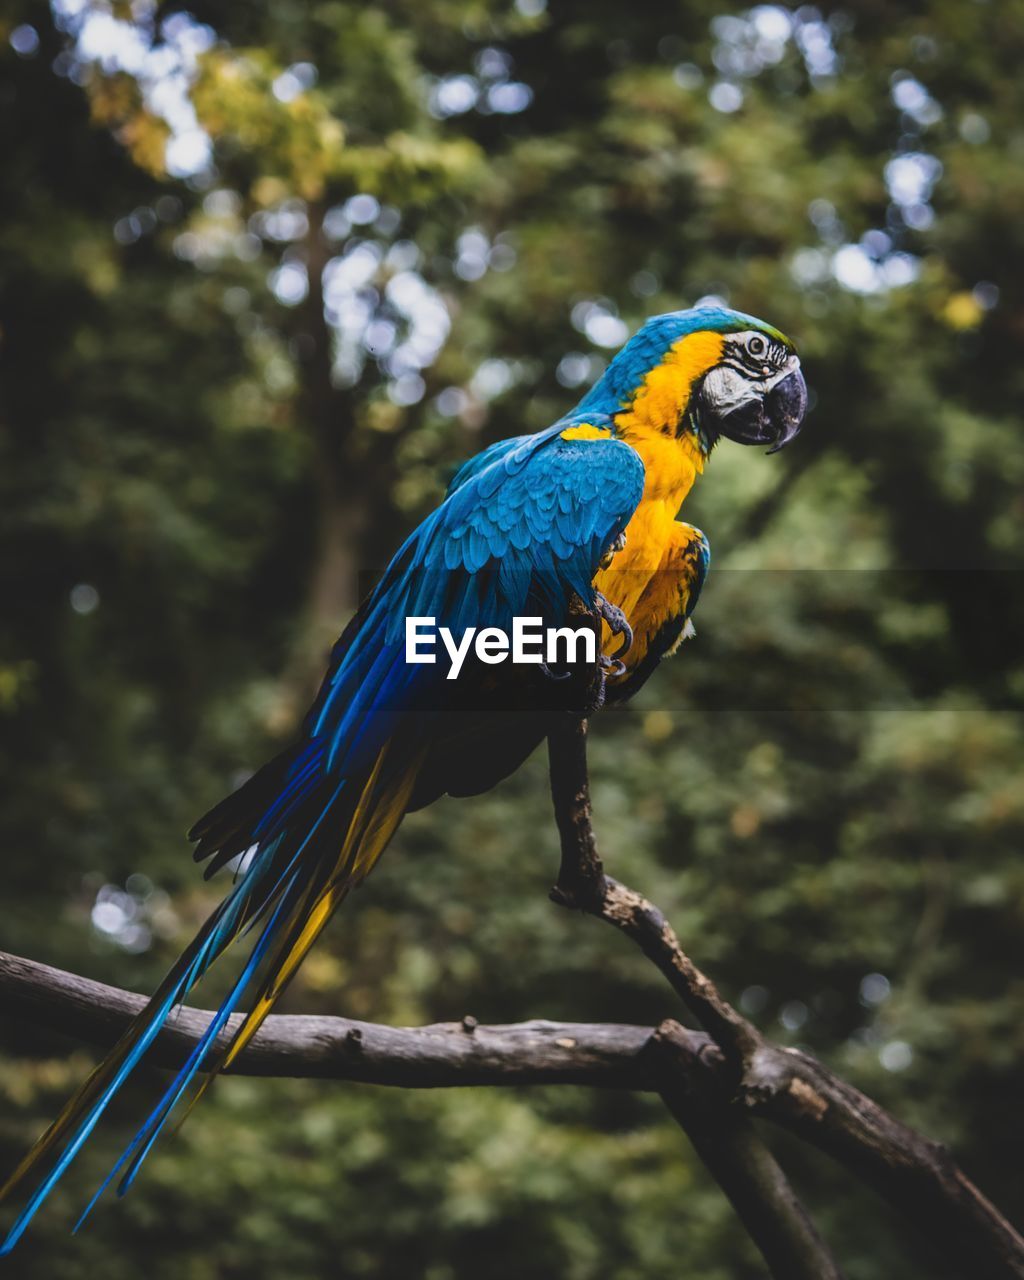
top-left (651, 1022), bottom-right (843, 1280)
top-left (1, 717), bottom-right (1020, 1277)
top-left (0, 950), bottom-right (653, 1089)
top-left (549, 717), bottom-right (758, 1066)
top-left (546, 715), bottom-right (1024, 1280)
top-left (546, 717), bottom-right (844, 1278)
top-left (3, 943), bottom-right (1022, 1277)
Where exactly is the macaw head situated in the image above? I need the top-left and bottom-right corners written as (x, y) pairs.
top-left (577, 305), bottom-right (807, 456)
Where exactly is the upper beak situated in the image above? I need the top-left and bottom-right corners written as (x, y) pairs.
top-left (765, 367), bottom-right (807, 453)
top-left (718, 365), bottom-right (808, 454)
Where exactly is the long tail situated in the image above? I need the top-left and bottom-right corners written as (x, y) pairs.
top-left (0, 734), bottom-right (424, 1253)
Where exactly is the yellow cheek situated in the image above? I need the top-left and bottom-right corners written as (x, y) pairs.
top-left (616, 330), bottom-right (725, 434)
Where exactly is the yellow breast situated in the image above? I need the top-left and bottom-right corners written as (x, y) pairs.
top-left (592, 327), bottom-right (723, 653)
top-left (595, 429), bottom-right (703, 622)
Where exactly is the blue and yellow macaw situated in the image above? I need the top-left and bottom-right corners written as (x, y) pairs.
top-left (0, 305), bottom-right (806, 1249)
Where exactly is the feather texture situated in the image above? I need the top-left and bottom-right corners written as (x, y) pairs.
top-left (2, 304), bottom-right (798, 1248)
top-left (0, 411), bottom-right (644, 1249)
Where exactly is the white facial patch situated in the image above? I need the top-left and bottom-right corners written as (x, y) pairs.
top-left (701, 363), bottom-right (760, 415)
top-left (702, 333), bottom-right (800, 415)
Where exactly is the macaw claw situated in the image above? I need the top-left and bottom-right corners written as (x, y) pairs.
top-left (594, 591), bottom-right (633, 659)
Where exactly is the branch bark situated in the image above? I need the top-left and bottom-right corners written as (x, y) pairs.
top-left (549, 716), bottom-right (758, 1066)
top-left (3, 935), bottom-right (1022, 1277)
top-left (0, 950), bottom-right (651, 1089)
top-left (651, 1022), bottom-right (842, 1280)
top-left (547, 716), bottom-right (844, 1278)
top-left (1, 717), bottom-right (1020, 1277)
top-left (546, 714), bottom-right (1024, 1280)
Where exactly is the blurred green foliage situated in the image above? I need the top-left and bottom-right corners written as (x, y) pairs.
top-left (1, 0), bottom-right (1023, 1276)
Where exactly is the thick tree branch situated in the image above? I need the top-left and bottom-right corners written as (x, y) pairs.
top-left (549, 716), bottom-right (758, 1066)
top-left (651, 1022), bottom-right (843, 1280)
top-left (3, 937), bottom-right (1022, 1278)
top-left (546, 715), bottom-right (1024, 1280)
top-left (547, 716), bottom-right (843, 1278)
top-left (1, 717), bottom-right (1020, 1277)
top-left (0, 950), bottom-right (652, 1089)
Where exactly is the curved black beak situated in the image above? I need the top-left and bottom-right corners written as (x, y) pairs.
top-left (764, 368), bottom-right (807, 454)
top-left (718, 367), bottom-right (808, 454)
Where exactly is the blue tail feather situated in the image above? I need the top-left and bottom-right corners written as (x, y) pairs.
top-left (0, 979), bottom-right (187, 1256)
top-left (0, 842), bottom-right (294, 1253)
top-left (72, 876), bottom-right (300, 1228)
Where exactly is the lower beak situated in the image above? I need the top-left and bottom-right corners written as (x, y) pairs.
top-left (718, 367), bottom-right (808, 453)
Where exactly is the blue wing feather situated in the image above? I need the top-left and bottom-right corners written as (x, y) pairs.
top-left (0, 411), bottom-right (644, 1250)
top-left (306, 414), bottom-right (643, 751)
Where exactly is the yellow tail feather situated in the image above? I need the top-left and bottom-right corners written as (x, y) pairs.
top-left (198, 743), bottom-right (424, 1085)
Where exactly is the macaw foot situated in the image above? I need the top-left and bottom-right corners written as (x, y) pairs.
top-left (594, 591), bottom-right (633, 659)
top-left (540, 660), bottom-right (573, 681)
top-left (598, 653), bottom-right (627, 678)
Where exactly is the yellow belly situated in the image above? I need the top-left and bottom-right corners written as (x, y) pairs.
top-left (594, 498), bottom-right (678, 620)
top-left (593, 428), bottom-right (704, 671)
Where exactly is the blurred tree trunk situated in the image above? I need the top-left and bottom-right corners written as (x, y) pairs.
top-left (280, 202), bottom-right (364, 716)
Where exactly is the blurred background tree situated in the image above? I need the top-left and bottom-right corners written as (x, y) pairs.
top-left (1, 0), bottom-right (1022, 1276)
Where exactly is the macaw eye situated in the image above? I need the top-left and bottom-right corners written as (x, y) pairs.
top-left (746, 334), bottom-right (767, 357)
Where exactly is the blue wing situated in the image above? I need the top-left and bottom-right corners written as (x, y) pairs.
top-left (303, 414), bottom-right (645, 763)
top-left (200, 411), bottom-right (645, 870)
top-left (445, 433), bottom-right (532, 496)
top-left (0, 415), bottom-right (645, 1250)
